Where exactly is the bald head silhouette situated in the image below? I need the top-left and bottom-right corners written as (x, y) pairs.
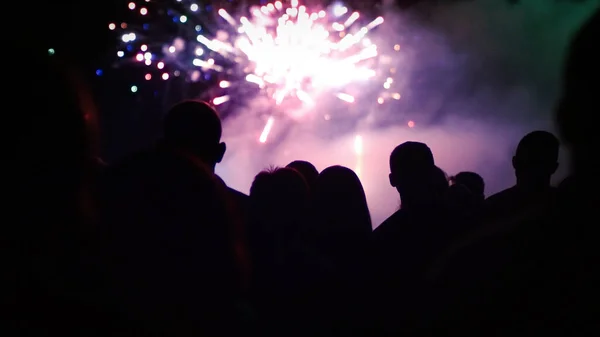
top-left (388, 141), bottom-right (440, 209)
top-left (163, 100), bottom-right (226, 171)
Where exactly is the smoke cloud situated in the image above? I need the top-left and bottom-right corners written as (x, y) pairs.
top-left (216, 0), bottom-right (598, 226)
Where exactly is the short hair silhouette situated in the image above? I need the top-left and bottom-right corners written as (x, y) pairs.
top-left (453, 171), bottom-right (485, 199)
top-left (163, 100), bottom-right (226, 168)
top-left (286, 160), bottom-right (319, 189)
top-left (389, 142), bottom-right (440, 209)
top-left (389, 141), bottom-right (435, 189)
top-left (389, 141), bottom-right (434, 175)
top-left (512, 131), bottom-right (559, 177)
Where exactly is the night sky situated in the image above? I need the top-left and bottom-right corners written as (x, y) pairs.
top-left (30, 0), bottom-right (595, 162)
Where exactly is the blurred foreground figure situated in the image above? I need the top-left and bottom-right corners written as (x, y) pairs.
top-left (428, 10), bottom-right (600, 336)
top-left (9, 47), bottom-right (112, 336)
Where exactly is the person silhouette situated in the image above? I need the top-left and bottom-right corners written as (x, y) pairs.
top-left (286, 160), bottom-right (319, 191)
top-left (163, 100), bottom-right (249, 209)
top-left (485, 130), bottom-right (559, 222)
top-left (310, 165), bottom-right (372, 336)
top-left (163, 101), bottom-right (225, 171)
top-left (386, 141), bottom-right (438, 210)
top-left (371, 142), bottom-right (454, 334)
top-left (101, 101), bottom-right (243, 336)
top-left (247, 167), bottom-right (311, 337)
top-left (425, 10), bottom-right (600, 336)
top-left (312, 165), bottom-right (372, 243)
top-left (311, 165), bottom-right (372, 282)
top-left (448, 171), bottom-right (486, 224)
top-left (452, 171), bottom-right (485, 201)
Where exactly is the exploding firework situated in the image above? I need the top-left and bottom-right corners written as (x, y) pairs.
top-left (109, 0), bottom-right (401, 142)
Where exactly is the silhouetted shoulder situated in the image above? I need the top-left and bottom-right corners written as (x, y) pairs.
top-left (485, 186), bottom-right (518, 204)
top-left (227, 187), bottom-right (249, 211)
top-left (373, 210), bottom-right (405, 239)
top-left (485, 186), bottom-right (521, 216)
top-left (213, 174), bottom-right (249, 212)
top-left (486, 185), bottom-right (557, 208)
top-left (428, 205), bottom-right (582, 334)
top-left (228, 187), bottom-right (249, 201)
top-left (103, 145), bottom-right (214, 199)
top-left (558, 175), bottom-right (574, 193)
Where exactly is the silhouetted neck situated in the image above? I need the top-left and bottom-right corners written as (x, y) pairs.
top-left (515, 178), bottom-right (552, 193)
top-left (159, 141), bottom-right (216, 172)
top-left (400, 198), bottom-right (443, 212)
top-left (183, 150), bottom-right (216, 172)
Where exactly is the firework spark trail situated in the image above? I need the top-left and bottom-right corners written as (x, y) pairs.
top-left (110, 1), bottom-right (398, 142)
top-left (206, 1), bottom-right (384, 141)
top-left (354, 134), bottom-right (363, 178)
top-left (208, 1), bottom-right (383, 108)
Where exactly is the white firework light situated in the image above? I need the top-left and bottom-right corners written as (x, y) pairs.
top-left (111, 1), bottom-right (398, 143)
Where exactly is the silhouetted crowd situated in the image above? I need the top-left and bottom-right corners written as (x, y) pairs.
top-left (10, 9), bottom-right (599, 337)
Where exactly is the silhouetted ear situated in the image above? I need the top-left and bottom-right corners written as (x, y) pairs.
top-left (512, 156), bottom-right (517, 170)
top-left (389, 173), bottom-right (396, 187)
top-left (216, 142), bottom-right (226, 163)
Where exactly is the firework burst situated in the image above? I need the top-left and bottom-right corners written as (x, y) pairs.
top-left (110, 1), bottom-right (398, 142)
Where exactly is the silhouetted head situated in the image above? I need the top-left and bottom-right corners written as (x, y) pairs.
top-left (389, 141), bottom-right (438, 208)
top-left (452, 171), bottom-right (485, 200)
top-left (446, 183), bottom-right (476, 214)
top-left (512, 131), bottom-right (559, 188)
top-left (249, 167), bottom-right (309, 236)
top-left (557, 10), bottom-right (599, 174)
top-left (286, 160), bottom-right (319, 190)
top-left (313, 165), bottom-right (372, 238)
top-left (163, 100), bottom-right (226, 170)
